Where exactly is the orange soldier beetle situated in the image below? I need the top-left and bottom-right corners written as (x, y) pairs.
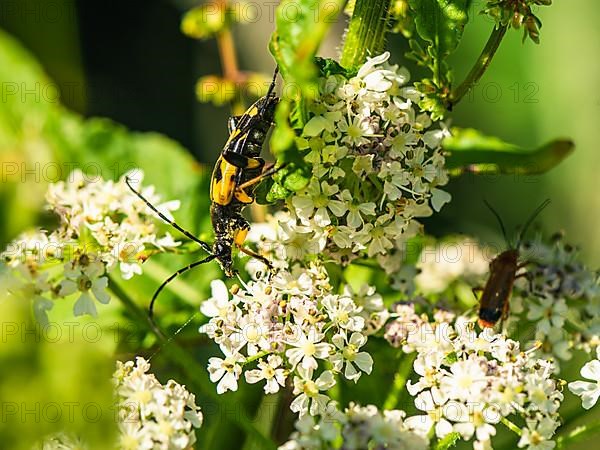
top-left (477, 199), bottom-right (551, 328)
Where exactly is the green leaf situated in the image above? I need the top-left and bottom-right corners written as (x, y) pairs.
top-left (406, 1), bottom-right (471, 117)
top-left (435, 431), bottom-right (461, 450)
top-left (270, 99), bottom-right (297, 158)
top-left (255, 162), bottom-right (310, 204)
top-left (408, 0), bottom-right (471, 57)
top-left (443, 128), bottom-right (574, 175)
top-left (315, 57), bottom-right (353, 78)
top-left (269, 0), bottom-right (344, 99)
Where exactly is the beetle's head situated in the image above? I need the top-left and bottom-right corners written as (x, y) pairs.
top-left (213, 239), bottom-right (236, 277)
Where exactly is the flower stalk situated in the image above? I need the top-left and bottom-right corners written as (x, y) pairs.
top-left (383, 354), bottom-right (416, 410)
top-left (215, 0), bottom-right (245, 115)
top-left (557, 421), bottom-right (600, 449)
top-left (449, 24), bottom-right (508, 107)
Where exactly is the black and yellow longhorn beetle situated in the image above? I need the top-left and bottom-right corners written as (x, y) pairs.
top-left (126, 67), bottom-right (281, 318)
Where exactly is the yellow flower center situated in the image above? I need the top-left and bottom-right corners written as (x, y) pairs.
top-left (303, 380), bottom-right (318, 397)
top-left (302, 342), bottom-right (316, 357)
top-left (343, 344), bottom-right (357, 361)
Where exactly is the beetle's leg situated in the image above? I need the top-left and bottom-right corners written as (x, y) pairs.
top-left (236, 163), bottom-right (287, 191)
top-left (230, 217), bottom-right (274, 272)
top-left (233, 162), bottom-right (283, 204)
top-left (237, 245), bottom-right (274, 272)
top-left (471, 286), bottom-right (483, 300)
top-left (232, 158), bottom-right (266, 204)
top-left (234, 189), bottom-right (254, 204)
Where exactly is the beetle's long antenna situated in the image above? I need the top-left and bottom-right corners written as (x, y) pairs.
top-left (517, 199), bottom-right (551, 250)
top-left (149, 254), bottom-right (217, 320)
top-left (484, 200), bottom-right (510, 248)
top-left (147, 312), bottom-right (199, 362)
top-left (125, 177), bottom-right (212, 254)
top-left (267, 65), bottom-right (279, 97)
top-left (257, 66), bottom-right (279, 116)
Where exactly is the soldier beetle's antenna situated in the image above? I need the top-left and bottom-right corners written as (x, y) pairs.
top-left (516, 199), bottom-right (551, 250)
top-left (484, 199), bottom-right (510, 248)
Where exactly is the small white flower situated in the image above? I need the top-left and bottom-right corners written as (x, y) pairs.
top-left (338, 114), bottom-right (374, 147)
top-left (405, 388), bottom-right (453, 438)
top-left (322, 295), bottom-right (365, 332)
top-left (441, 358), bottom-right (489, 401)
top-left (207, 348), bottom-right (245, 394)
top-left (291, 180), bottom-right (340, 227)
top-left (568, 347), bottom-right (600, 409)
top-left (245, 355), bottom-right (287, 394)
top-left (527, 297), bottom-right (569, 336)
top-left (290, 366), bottom-right (336, 416)
top-left (446, 402), bottom-right (498, 442)
top-left (285, 327), bottom-right (333, 371)
top-left (58, 257), bottom-right (110, 317)
top-left (330, 332), bottom-right (373, 382)
top-left (230, 315), bottom-right (271, 356)
top-left (517, 418), bottom-right (558, 450)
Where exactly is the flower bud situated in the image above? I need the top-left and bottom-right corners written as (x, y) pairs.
top-left (196, 75), bottom-right (237, 106)
top-left (181, 4), bottom-right (233, 40)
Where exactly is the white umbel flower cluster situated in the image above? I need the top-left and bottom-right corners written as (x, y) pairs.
top-left (45, 169), bottom-right (180, 279)
top-left (279, 403), bottom-right (429, 450)
top-left (199, 265), bottom-right (385, 415)
top-left (35, 357), bottom-right (203, 450)
top-left (113, 357), bottom-right (203, 450)
top-left (512, 236), bottom-right (600, 368)
top-left (390, 315), bottom-right (563, 450)
top-left (284, 52), bottom-right (450, 268)
top-left (1, 170), bottom-right (180, 321)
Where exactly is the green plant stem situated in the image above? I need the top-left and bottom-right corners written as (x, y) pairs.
top-left (108, 274), bottom-right (167, 339)
top-left (449, 24), bottom-right (508, 106)
top-left (501, 417), bottom-right (522, 436)
top-left (557, 421), bottom-right (600, 449)
top-left (107, 275), bottom-right (277, 449)
top-left (242, 392), bottom-right (282, 450)
top-left (383, 354), bottom-right (416, 410)
top-left (340, 0), bottom-right (393, 69)
top-left (215, 0), bottom-right (245, 115)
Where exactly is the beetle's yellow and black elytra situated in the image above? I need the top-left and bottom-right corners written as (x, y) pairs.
top-left (126, 67), bottom-right (281, 319)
